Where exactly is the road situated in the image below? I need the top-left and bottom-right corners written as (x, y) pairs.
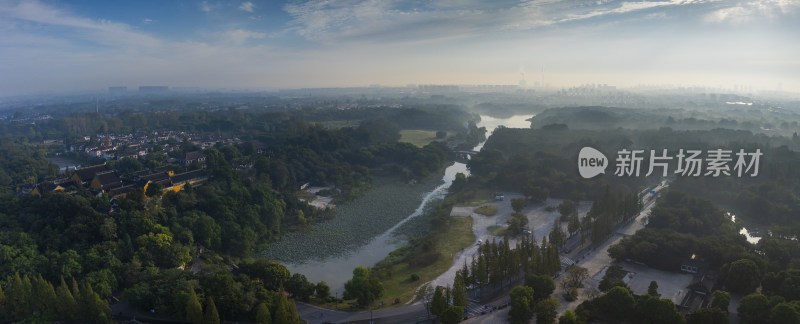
top-left (297, 301), bottom-right (431, 324)
top-left (555, 180), bottom-right (668, 313)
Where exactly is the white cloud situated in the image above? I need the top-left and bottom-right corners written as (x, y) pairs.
top-left (0, 0), bottom-right (161, 49)
top-left (143, 18), bottom-right (153, 24)
top-left (199, 1), bottom-right (214, 13)
top-left (282, 0), bottom-right (710, 42)
top-left (705, 6), bottom-right (753, 23)
top-left (239, 2), bottom-right (255, 13)
top-left (222, 29), bottom-right (267, 45)
top-left (705, 0), bottom-right (800, 24)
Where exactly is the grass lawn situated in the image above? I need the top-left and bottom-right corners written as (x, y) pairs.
top-left (487, 225), bottom-right (507, 236)
top-left (375, 216), bottom-right (475, 307)
top-left (474, 205), bottom-right (497, 216)
top-left (455, 188), bottom-right (495, 207)
top-left (399, 130), bottom-right (449, 148)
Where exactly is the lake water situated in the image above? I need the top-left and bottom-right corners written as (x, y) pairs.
top-left (48, 156), bottom-right (81, 172)
top-left (276, 114), bottom-right (535, 294)
top-left (728, 212), bottom-right (761, 244)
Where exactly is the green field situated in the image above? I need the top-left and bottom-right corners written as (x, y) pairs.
top-left (399, 129), bottom-right (449, 148)
top-left (377, 216), bottom-right (475, 306)
top-left (474, 205), bottom-right (497, 216)
top-left (488, 225), bottom-right (508, 236)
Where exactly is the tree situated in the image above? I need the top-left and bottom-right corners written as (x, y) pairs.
top-left (255, 302), bottom-right (272, 324)
top-left (202, 296), bottom-right (220, 324)
top-left (687, 307), bottom-right (727, 324)
top-left (243, 260), bottom-right (290, 290)
top-left (525, 274), bottom-right (555, 300)
top-left (77, 283), bottom-right (112, 324)
top-left (273, 292), bottom-right (300, 324)
top-left (185, 288), bottom-right (203, 324)
top-left (738, 294), bottom-right (770, 324)
top-left (567, 213), bottom-right (581, 237)
top-left (30, 274), bottom-right (57, 320)
top-left (452, 272), bottom-right (467, 307)
top-left (509, 286), bottom-right (535, 324)
top-left (558, 200), bottom-right (577, 221)
top-left (431, 286), bottom-right (447, 317)
top-left (710, 290), bottom-right (730, 312)
top-left (6, 272), bottom-right (31, 319)
top-left (599, 286), bottom-right (634, 321)
top-left (535, 297), bottom-right (561, 324)
top-left (285, 273), bottom-right (314, 302)
top-left (440, 305), bottom-right (464, 324)
top-left (559, 310), bottom-right (579, 324)
top-left (343, 266), bottom-right (384, 307)
top-left (770, 302), bottom-right (800, 324)
top-left (633, 295), bottom-right (685, 324)
top-left (507, 212), bottom-right (529, 235)
top-left (648, 280), bottom-right (660, 296)
top-left (315, 281), bottom-right (331, 301)
top-left (523, 184), bottom-right (548, 203)
top-left (562, 264), bottom-right (589, 290)
top-left (511, 198), bottom-right (526, 213)
top-left (145, 181), bottom-right (163, 198)
top-left (726, 259), bottom-right (761, 294)
top-left (548, 218), bottom-right (566, 247)
top-left (0, 283), bottom-right (5, 319)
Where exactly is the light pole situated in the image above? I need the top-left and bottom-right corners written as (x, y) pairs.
top-left (370, 309), bottom-right (373, 324)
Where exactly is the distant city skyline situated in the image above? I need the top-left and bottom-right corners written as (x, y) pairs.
top-left (0, 0), bottom-right (798, 97)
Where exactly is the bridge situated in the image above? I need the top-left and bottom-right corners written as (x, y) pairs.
top-left (454, 150), bottom-right (479, 160)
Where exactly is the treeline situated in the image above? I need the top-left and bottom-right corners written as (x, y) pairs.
top-left (532, 105), bottom-right (800, 139)
top-left (469, 127), bottom-right (646, 201)
top-left (585, 187), bottom-right (641, 245)
top-left (124, 259), bottom-right (311, 323)
top-left (1, 102), bottom-right (477, 143)
top-left (572, 277), bottom-right (800, 323)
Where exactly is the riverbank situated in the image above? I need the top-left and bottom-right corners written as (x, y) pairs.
top-left (376, 216), bottom-right (475, 306)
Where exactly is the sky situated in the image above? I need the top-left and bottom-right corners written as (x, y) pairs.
top-left (0, 0), bottom-right (798, 96)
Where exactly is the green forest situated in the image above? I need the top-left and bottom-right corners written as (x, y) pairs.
top-left (0, 105), bottom-right (469, 322)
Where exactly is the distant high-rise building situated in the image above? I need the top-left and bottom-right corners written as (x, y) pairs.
top-left (108, 86), bottom-right (127, 94)
top-left (139, 86), bottom-right (169, 93)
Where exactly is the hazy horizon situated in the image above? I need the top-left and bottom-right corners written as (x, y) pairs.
top-left (1, 0), bottom-right (798, 97)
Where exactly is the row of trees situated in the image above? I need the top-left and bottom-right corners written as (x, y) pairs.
top-left (0, 272), bottom-right (111, 323)
top-left (461, 236), bottom-right (561, 293)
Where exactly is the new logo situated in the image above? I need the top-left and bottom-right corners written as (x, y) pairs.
top-left (578, 147), bottom-right (608, 179)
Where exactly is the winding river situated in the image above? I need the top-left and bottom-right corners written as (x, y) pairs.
top-left (273, 114), bottom-right (534, 294)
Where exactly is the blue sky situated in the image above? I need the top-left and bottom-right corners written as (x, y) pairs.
top-left (0, 0), bottom-right (798, 96)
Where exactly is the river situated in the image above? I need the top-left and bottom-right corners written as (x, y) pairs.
top-left (275, 114), bottom-right (535, 295)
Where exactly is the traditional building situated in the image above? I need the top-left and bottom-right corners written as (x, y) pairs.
top-left (182, 151), bottom-right (206, 167)
top-left (71, 164), bottom-right (108, 185)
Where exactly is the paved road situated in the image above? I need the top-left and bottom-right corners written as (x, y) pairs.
top-left (298, 301), bottom-right (430, 324)
top-left (556, 181), bottom-right (668, 313)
